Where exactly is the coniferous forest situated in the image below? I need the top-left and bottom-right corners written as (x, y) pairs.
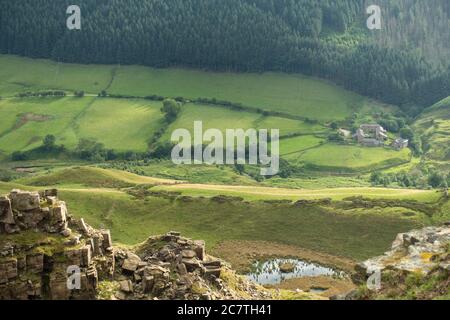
top-left (0, 0), bottom-right (449, 113)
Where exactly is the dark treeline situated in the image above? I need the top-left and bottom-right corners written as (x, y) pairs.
top-left (1, 0), bottom-right (449, 112)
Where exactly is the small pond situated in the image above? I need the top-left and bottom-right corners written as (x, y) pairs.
top-left (245, 258), bottom-right (342, 285)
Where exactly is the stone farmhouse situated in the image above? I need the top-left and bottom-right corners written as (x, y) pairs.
top-left (392, 137), bottom-right (409, 150)
top-left (354, 124), bottom-right (388, 147)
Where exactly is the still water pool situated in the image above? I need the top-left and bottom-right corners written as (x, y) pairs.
top-left (245, 258), bottom-right (341, 285)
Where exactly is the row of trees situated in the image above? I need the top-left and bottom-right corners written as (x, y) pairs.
top-left (0, 0), bottom-right (448, 112)
top-left (370, 170), bottom-right (449, 189)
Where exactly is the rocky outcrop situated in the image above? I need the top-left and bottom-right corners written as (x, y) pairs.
top-left (0, 189), bottom-right (114, 300)
top-left (349, 224), bottom-right (450, 300)
top-left (108, 231), bottom-right (272, 300)
top-left (0, 189), bottom-right (272, 300)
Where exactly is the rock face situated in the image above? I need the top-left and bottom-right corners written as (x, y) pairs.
top-left (0, 189), bottom-right (271, 300)
top-left (349, 224), bottom-right (450, 300)
top-left (0, 189), bottom-right (115, 300)
top-left (353, 225), bottom-right (450, 283)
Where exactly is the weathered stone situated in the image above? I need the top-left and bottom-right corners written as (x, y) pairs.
top-left (50, 202), bottom-right (67, 225)
top-left (203, 260), bottom-right (222, 268)
top-left (202, 266), bottom-right (221, 277)
top-left (26, 254), bottom-right (44, 273)
top-left (9, 190), bottom-right (40, 211)
top-left (193, 240), bottom-right (205, 261)
top-left (48, 276), bottom-right (70, 300)
top-left (81, 245), bottom-right (92, 267)
top-left (0, 196), bottom-right (15, 225)
top-left (0, 259), bottom-right (18, 284)
top-left (181, 250), bottom-right (196, 259)
top-left (177, 263), bottom-right (188, 275)
top-left (115, 291), bottom-right (127, 300)
top-left (3, 223), bottom-right (19, 234)
top-left (65, 249), bottom-right (82, 266)
top-left (92, 235), bottom-right (103, 256)
top-left (101, 229), bottom-right (113, 250)
top-left (142, 276), bottom-right (154, 293)
top-left (182, 258), bottom-right (200, 272)
top-left (17, 257), bottom-right (26, 270)
top-left (122, 258), bottom-right (140, 273)
top-left (21, 209), bottom-right (46, 229)
top-left (152, 279), bottom-right (167, 295)
top-left (46, 196), bottom-right (58, 206)
top-left (119, 280), bottom-right (133, 293)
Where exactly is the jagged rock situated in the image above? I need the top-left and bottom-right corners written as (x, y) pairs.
top-left (122, 256), bottom-right (141, 273)
top-left (142, 276), bottom-right (154, 293)
top-left (26, 254), bottom-right (44, 274)
top-left (177, 263), bottom-right (187, 275)
top-left (101, 230), bottom-right (112, 250)
top-left (48, 274), bottom-right (70, 300)
top-left (9, 190), bottom-right (40, 212)
top-left (81, 246), bottom-right (92, 267)
top-left (92, 235), bottom-right (103, 256)
top-left (21, 209), bottom-right (47, 229)
top-left (0, 259), bottom-right (18, 284)
top-left (353, 224), bottom-right (450, 285)
top-left (202, 266), bottom-right (221, 277)
top-left (181, 250), bottom-right (196, 259)
top-left (49, 203), bottom-right (67, 227)
top-left (0, 196), bottom-right (15, 225)
top-left (46, 196), bottom-right (57, 206)
top-left (119, 280), bottom-right (133, 293)
top-left (193, 240), bottom-right (205, 261)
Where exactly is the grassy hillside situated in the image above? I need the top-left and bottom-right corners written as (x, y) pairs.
top-left (0, 55), bottom-right (393, 122)
top-left (2, 164), bottom-right (447, 266)
top-left (161, 103), bottom-right (325, 144)
top-left (154, 184), bottom-right (440, 202)
top-left (0, 179), bottom-right (426, 261)
top-left (287, 144), bottom-right (411, 172)
top-left (413, 96), bottom-right (450, 161)
top-left (15, 166), bottom-right (177, 188)
top-left (0, 97), bottom-right (164, 153)
top-left (109, 66), bottom-right (370, 121)
top-left (0, 55), bottom-right (113, 96)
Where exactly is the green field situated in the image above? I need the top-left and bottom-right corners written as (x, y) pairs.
top-left (108, 66), bottom-right (384, 121)
top-left (0, 97), bottom-right (164, 153)
top-left (280, 135), bottom-right (325, 156)
top-left (161, 103), bottom-right (323, 144)
top-left (0, 55), bottom-right (393, 122)
top-left (154, 183), bottom-right (440, 202)
top-left (0, 54), bottom-right (408, 175)
top-left (289, 144), bottom-right (411, 172)
top-left (0, 55), bottom-right (113, 96)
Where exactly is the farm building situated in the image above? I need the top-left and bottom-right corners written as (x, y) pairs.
top-left (392, 138), bottom-right (409, 150)
top-left (354, 124), bottom-right (388, 147)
